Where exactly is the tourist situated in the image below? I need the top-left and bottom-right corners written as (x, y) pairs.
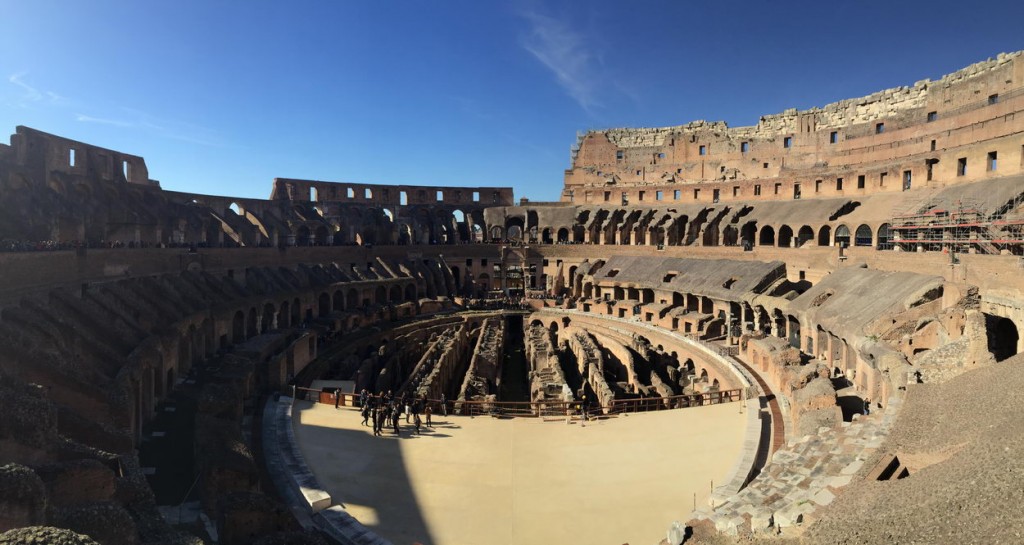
top-left (392, 405), bottom-right (401, 436)
top-left (440, 392), bottom-right (448, 416)
top-left (424, 403), bottom-right (433, 427)
top-left (403, 392), bottom-right (412, 423)
top-left (334, 390), bottom-right (340, 409)
top-left (412, 396), bottom-right (422, 423)
top-left (414, 412), bottom-right (422, 435)
top-left (361, 402), bottom-right (371, 426)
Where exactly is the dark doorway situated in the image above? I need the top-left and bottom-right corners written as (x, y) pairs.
top-left (985, 314), bottom-right (1019, 362)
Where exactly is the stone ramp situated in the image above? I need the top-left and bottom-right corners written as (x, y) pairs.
top-left (692, 396), bottom-right (901, 536)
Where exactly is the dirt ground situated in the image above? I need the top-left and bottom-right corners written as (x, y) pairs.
top-left (293, 401), bottom-right (747, 545)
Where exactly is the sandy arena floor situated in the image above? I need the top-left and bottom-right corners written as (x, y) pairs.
top-left (292, 401), bottom-right (746, 545)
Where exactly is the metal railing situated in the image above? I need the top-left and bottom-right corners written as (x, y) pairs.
top-left (299, 387), bottom-right (743, 418)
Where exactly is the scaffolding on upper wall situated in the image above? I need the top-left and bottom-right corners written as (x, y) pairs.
top-left (890, 194), bottom-right (1024, 255)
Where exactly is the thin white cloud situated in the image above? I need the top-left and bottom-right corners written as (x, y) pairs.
top-left (75, 113), bottom-right (135, 127)
top-left (78, 107), bottom-right (230, 148)
top-left (8, 72), bottom-right (43, 102)
top-left (46, 91), bottom-right (69, 106)
top-left (519, 10), bottom-right (601, 113)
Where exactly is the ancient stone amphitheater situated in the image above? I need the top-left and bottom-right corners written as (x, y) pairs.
top-left (2, 52), bottom-right (1023, 545)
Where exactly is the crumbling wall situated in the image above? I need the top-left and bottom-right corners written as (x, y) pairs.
top-left (525, 324), bottom-right (570, 405)
top-left (565, 329), bottom-right (615, 411)
top-left (789, 367), bottom-right (843, 436)
top-left (458, 318), bottom-right (505, 402)
top-left (409, 324), bottom-right (471, 401)
top-left (0, 464), bottom-right (46, 532)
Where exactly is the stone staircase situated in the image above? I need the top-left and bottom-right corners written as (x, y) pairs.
top-left (691, 396), bottom-right (901, 536)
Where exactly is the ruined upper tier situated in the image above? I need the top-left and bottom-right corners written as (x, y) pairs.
top-left (564, 51), bottom-right (1024, 204)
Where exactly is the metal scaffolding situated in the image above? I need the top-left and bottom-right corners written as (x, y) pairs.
top-left (891, 195), bottom-right (1024, 255)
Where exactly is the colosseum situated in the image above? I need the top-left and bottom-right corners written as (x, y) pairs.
top-left (1, 52), bottom-right (1023, 545)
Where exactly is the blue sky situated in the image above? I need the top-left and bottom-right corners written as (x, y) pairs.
top-left (2, 0), bottom-right (1023, 202)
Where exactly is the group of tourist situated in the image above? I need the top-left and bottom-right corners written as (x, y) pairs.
top-left (1, 239), bottom-right (99, 251)
top-left (342, 389), bottom-right (450, 438)
top-left (0, 236), bottom-right (592, 253)
top-left (464, 297), bottom-right (530, 311)
top-left (0, 239), bottom-right (275, 252)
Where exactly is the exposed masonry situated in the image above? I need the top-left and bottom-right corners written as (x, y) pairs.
top-left (593, 51), bottom-right (1023, 147)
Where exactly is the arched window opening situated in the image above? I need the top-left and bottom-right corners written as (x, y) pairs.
top-left (835, 225), bottom-right (851, 247)
top-left (855, 224), bottom-right (873, 247)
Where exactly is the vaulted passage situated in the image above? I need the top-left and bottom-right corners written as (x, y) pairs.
top-left (985, 313), bottom-right (1019, 362)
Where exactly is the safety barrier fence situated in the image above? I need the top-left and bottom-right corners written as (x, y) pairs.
top-left (294, 386), bottom-right (743, 418)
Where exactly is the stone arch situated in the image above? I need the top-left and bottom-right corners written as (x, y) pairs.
top-left (702, 224), bottom-right (720, 246)
top-left (292, 297), bottom-right (301, 325)
top-left (166, 367), bottom-right (176, 397)
top-left (347, 288), bottom-right (359, 310)
top-left (262, 303), bottom-right (275, 333)
top-left (490, 225), bottom-right (504, 241)
top-left (314, 224), bottom-right (330, 246)
top-left (759, 226), bottom-right (776, 246)
top-left (405, 284), bottom-right (417, 302)
top-left (557, 227), bottom-right (570, 243)
top-left (722, 225), bottom-right (739, 246)
top-left (985, 314), bottom-right (1019, 362)
top-left (397, 222), bottom-right (413, 245)
top-left (541, 227), bottom-right (553, 244)
top-left (296, 225), bottom-right (311, 246)
top-left (797, 225), bottom-right (815, 247)
top-left (232, 311), bottom-right (245, 343)
top-left (641, 288), bottom-right (654, 303)
top-left (854, 224), bottom-right (872, 247)
top-left (452, 209), bottom-right (469, 242)
top-left (247, 307), bottom-right (258, 337)
top-left (778, 225), bottom-right (794, 247)
top-left (505, 216), bottom-right (525, 241)
top-left (818, 225), bottom-right (832, 246)
top-left (279, 301), bottom-right (290, 328)
top-left (389, 285), bottom-right (402, 302)
top-left (834, 224), bottom-right (851, 247)
top-left (525, 210), bottom-right (539, 242)
top-left (437, 213), bottom-right (455, 244)
top-left (318, 292), bottom-right (330, 317)
top-left (877, 223), bottom-right (893, 250)
top-left (333, 290), bottom-right (344, 312)
top-left (375, 285), bottom-right (387, 304)
top-left (740, 222), bottom-right (757, 248)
